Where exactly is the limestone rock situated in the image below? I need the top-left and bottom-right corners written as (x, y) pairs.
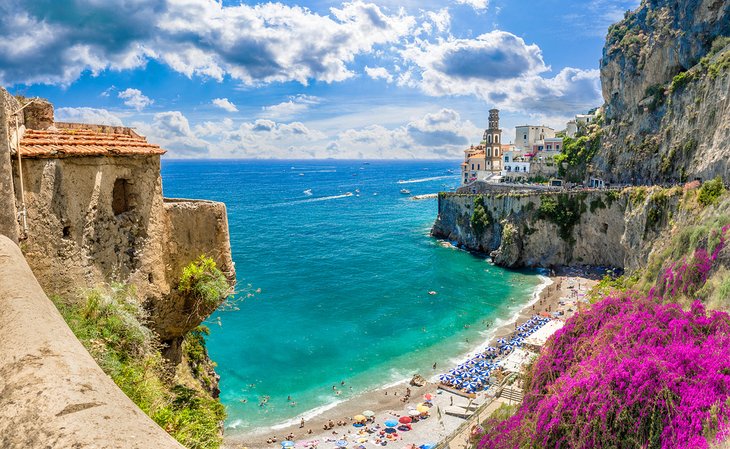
top-left (595, 0), bottom-right (730, 184)
top-left (410, 374), bottom-right (426, 387)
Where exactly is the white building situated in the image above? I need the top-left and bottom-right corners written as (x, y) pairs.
top-left (501, 151), bottom-right (530, 179)
top-left (514, 125), bottom-right (556, 150)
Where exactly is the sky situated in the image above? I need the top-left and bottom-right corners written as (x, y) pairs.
top-left (0, 0), bottom-right (640, 159)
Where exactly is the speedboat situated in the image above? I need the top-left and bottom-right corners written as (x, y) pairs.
top-left (400, 189), bottom-right (411, 195)
top-left (303, 189), bottom-right (313, 196)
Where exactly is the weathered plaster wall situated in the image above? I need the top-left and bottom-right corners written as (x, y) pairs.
top-left (0, 235), bottom-right (184, 449)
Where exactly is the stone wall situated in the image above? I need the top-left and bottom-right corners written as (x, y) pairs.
top-left (0, 235), bottom-right (184, 449)
top-left (0, 89), bottom-right (20, 242)
top-left (14, 155), bottom-right (235, 359)
top-left (432, 188), bottom-right (679, 271)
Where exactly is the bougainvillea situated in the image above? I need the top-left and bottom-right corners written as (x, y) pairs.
top-left (479, 226), bottom-right (730, 449)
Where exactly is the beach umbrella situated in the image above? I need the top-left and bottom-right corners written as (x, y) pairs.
top-left (281, 442), bottom-right (295, 448)
top-left (399, 416), bottom-right (412, 424)
top-left (336, 440), bottom-right (348, 447)
top-left (362, 410), bottom-right (375, 417)
top-left (353, 414), bottom-right (366, 422)
top-left (384, 427), bottom-right (397, 434)
top-left (417, 404), bottom-right (430, 414)
top-left (408, 409), bottom-right (421, 417)
top-left (384, 420), bottom-right (398, 428)
top-left (424, 393), bottom-right (433, 401)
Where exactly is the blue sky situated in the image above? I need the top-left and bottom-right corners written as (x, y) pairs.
top-left (1, 0), bottom-right (639, 158)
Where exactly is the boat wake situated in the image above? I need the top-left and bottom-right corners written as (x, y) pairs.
top-left (397, 175), bottom-right (457, 184)
top-left (273, 192), bottom-right (354, 207)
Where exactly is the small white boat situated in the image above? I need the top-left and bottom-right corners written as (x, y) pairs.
top-left (299, 173), bottom-right (305, 176)
top-left (303, 189), bottom-right (313, 196)
top-left (344, 192), bottom-right (354, 197)
top-left (400, 189), bottom-right (411, 195)
top-left (355, 188), bottom-right (360, 194)
top-left (428, 291), bottom-right (437, 295)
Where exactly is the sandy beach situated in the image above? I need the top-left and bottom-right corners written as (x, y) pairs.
top-left (223, 266), bottom-right (601, 449)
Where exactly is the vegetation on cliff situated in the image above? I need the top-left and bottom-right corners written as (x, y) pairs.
top-left (179, 256), bottom-right (232, 313)
top-left (554, 120), bottom-right (602, 183)
top-left (52, 282), bottom-right (226, 449)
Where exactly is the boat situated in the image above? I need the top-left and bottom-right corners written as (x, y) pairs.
top-left (299, 173), bottom-right (305, 176)
top-left (400, 189), bottom-right (411, 195)
top-left (355, 189), bottom-right (360, 194)
top-left (344, 192), bottom-right (354, 197)
top-left (303, 189), bottom-right (313, 196)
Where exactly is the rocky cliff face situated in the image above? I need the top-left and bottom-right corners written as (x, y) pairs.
top-left (432, 188), bottom-right (682, 271)
top-left (594, 0), bottom-right (730, 184)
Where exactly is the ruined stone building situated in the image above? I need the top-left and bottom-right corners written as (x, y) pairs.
top-left (0, 87), bottom-right (234, 361)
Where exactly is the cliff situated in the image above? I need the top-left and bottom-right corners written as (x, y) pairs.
top-left (594, 0), bottom-right (730, 184)
top-left (432, 187), bottom-right (684, 271)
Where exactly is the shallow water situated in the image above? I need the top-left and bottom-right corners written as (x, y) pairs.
top-left (161, 160), bottom-right (542, 433)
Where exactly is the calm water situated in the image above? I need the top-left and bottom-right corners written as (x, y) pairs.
top-left (160, 160), bottom-right (542, 433)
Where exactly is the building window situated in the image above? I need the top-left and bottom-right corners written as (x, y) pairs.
top-left (112, 178), bottom-right (132, 215)
top-left (487, 135), bottom-right (492, 144)
top-left (523, 134), bottom-right (527, 140)
top-left (495, 135), bottom-right (500, 143)
top-left (471, 163), bottom-right (474, 170)
top-left (556, 144), bottom-right (560, 150)
top-left (477, 164), bottom-right (480, 170)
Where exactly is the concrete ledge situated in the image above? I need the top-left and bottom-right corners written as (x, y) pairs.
top-left (0, 235), bottom-right (184, 449)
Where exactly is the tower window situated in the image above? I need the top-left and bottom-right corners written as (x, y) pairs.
top-left (112, 178), bottom-right (132, 215)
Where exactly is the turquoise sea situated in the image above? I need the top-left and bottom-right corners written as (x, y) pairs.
top-left (160, 160), bottom-right (543, 433)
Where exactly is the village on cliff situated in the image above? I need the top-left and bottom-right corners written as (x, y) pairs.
top-left (459, 109), bottom-right (600, 189)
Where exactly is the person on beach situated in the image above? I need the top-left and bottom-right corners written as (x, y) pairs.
top-left (300, 418), bottom-right (305, 428)
top-left (432, 362), bottom-right (437, 370)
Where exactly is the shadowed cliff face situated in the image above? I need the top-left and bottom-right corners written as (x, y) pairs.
top-left (432, 188), bottom-right (683, 271)
top-left (594, 0), bottom-right (730, 184)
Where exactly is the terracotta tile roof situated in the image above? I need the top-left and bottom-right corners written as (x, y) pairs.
top-left (19, 128), bottom-right (166, 159)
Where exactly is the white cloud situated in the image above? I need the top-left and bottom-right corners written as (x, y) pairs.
top-left (400, 31), bottom-right (602, 118)
top-left (0, 0), bottom-right (418, 87)
top-left (260, 95), bottom-right (320, 120)
top-left (455, 0), bottom-right (489, 11)
top-left (118, 88), bottom-right (153, 111)
top-left (55, 107), bottom-right (125, 126)
top-left (212, 97), bottom-right (238, 112)
top-left (133, 111), bottom-right (209, 156)
top-left (364, 66), bottom-right (394, 83)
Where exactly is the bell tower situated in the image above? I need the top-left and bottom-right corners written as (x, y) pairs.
top-left (482, 109), bottom-right (502, 173)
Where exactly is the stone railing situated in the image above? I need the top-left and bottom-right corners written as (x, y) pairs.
top-left (0, 235), bottom-right (184, 448)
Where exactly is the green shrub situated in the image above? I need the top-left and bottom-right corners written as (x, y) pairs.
top-left (179, 256), bottom-right (231, 310)
top-left (471, 196), bottom-right (492, 234)
top-left (698, 177), bottom-right (726, 207)
top-left (537, 194), bottom-right (585, 242)
top-left (669, 71), bottom-right (694, 93)
top-left (51, 287), bottom-right (225, 449)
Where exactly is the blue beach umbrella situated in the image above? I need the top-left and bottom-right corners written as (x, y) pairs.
top-left (282, 442), bottom-right (295, 448)
top-left (336, 440), bottom-right (348, 447)
top-left (384, 420), bottom-right (398, 428)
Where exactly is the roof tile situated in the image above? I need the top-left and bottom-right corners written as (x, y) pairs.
top-left (19, 128), bottom-right (166, 159)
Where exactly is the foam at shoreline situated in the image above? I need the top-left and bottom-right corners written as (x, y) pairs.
top-left (231, 273), bottom-right (553, 438)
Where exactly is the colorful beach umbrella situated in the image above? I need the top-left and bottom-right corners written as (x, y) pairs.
top-left (417, 404), bottom-right (430, 414)
top-left (384, 420), bottom-right (398, 428)
top-left (353, 414), bottom-right (366, 422)
top-left (424, 393), bottom-right (433, 401)
top-left (281, 442), bottom-right (295, 448)
top-left (408, 409), bottom-right (421, 417)
top-left (336, 440), bottom-right (348, 447)
top-left (398, 416), bottom-right (412, 424)
top-left (362, 410), bottom-right (375, 417)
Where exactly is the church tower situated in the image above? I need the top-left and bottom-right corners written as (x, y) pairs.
top-left (482, 108), bottom-right (502, 173)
